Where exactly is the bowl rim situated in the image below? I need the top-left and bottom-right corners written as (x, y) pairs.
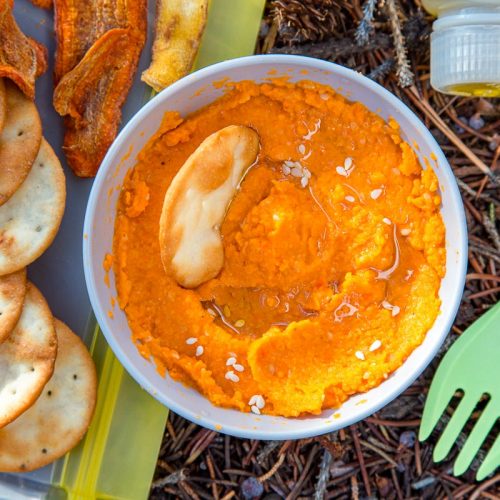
top-left (83, 54), bottom-right (468, 439)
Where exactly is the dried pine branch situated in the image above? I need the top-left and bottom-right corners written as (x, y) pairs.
top-left (386, 0), bottom-right (415, 87)
top-left (271, 0), bottom-right (346, 45)
top-left (356, 0), bottom-right (377, 46)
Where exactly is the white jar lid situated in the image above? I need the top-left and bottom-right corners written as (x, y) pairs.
top-left (430, 11), bottom-right (500, 95)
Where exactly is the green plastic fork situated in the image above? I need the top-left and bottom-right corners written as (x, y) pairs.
top-left (420, 302), bottom-right (500, 480)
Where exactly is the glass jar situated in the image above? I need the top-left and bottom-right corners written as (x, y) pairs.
top-left (423, 0), bottom-right (500, 96)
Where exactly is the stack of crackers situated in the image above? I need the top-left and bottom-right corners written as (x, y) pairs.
top-left (0, 77), bottom-right (97, 472)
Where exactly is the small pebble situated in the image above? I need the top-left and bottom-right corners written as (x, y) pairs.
top-left (234, 319), bottom-right (245, 328)
top-left (399, 430), bottom-right (416, 448)
top-left (488, 140), bottom-right (500, 151)
top-left (469, 114), bottom-right (485, 130)
top-left (454, 116), bottom-right (467, 134)
top-left (240, 477), bottom-right (264, 500)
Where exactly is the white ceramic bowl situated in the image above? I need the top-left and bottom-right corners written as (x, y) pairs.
top-left (84, 55), bottom-right (467, 439)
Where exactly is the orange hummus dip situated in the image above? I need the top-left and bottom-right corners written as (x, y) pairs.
top-left (113, 80), bottom-right (446, 417)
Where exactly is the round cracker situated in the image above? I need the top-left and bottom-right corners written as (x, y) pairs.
top-left (0, 80), bottom-right (42, 205)
top-left (0, 319), bottom-right (96, 472)
top-left (0, 138), bottom-right (66, 276)
top-left (0, 79), bottom-right (5, 133)
top-left (0, 268), bottom-right (27, 344)
top-left (0, 283), bottom-right (57, 428)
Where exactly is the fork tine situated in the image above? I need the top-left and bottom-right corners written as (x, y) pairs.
top-left (433, 392), bottom-right (479, 462)
top-left (476, 434), bottom-right (500, 481)
top-left (420, 380), bottom-right (463, 442)
top-left (453, 398), bottom-right (497, 476)
top-left (453, 400), bottom-right (498, 476)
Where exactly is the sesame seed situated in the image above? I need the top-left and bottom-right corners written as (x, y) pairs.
top-left (207, 308), bottom-right (216, 317)
top-left (355, 351), bottom-right (365, 361)
top-left (345, 195), bottom-right (355, 203)
top-left (251, 405), bottom-right (261, 415)
top-left (226, 357), bottom-right (237, 366)
top-left (195, 345), bottom-right (204, 356)
top-left (186, 337), bottom-right (198, 345)
top-left (344, 157), bottom-right (353, 169)
top-left (282, 165), bottom-right (291, 175)
top-left (291, 166), bottom-right (303, 177)
top-left (370, 188), bottom-right (382, 200)
top-left (320, 93), bottom-right (329, 100)
top-left (336, 166), bottom-right (347, 177)
top-left (382, 300), bottom-right (400, 317)
top-left (225, 370), bottom-right (240, 383)
top-left (233, 363), bottom-right (244, 372)
top-left (401, 228), bottom-right (411, 236)
top-left (363, 371), bottom-right (370, 380)
top-left (300, 176), bottom-right (308, 188)
top-left (298, 144), bottom-right (306, 154)
top-left (234, 319), bottom-right (245, 328)
top-left (369, 340), bottom-right (382, 352)
top-left (249, 395), bottom-right (265, 409)
top-left (223, 305), bottom-right (231, 318)
top-left (383, 217), bottom-right (392, 225)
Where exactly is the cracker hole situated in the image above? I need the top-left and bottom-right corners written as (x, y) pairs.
top-left (30, 367), bottom-right (35, 372)
top-left (39, 162), bottom-right (44, 168)
top-left (73, 374), bottom-right (78, 380)
top-left (35, 225), bottom-right (42, 232)
top-left (17, 130), bottom-right (23, 137)
top-left (11, 390), bottom-right (16, 395)
top-left (41, 448), bottom-right (47, 454)
top-left (47, 390), bottom-right (52, 396)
